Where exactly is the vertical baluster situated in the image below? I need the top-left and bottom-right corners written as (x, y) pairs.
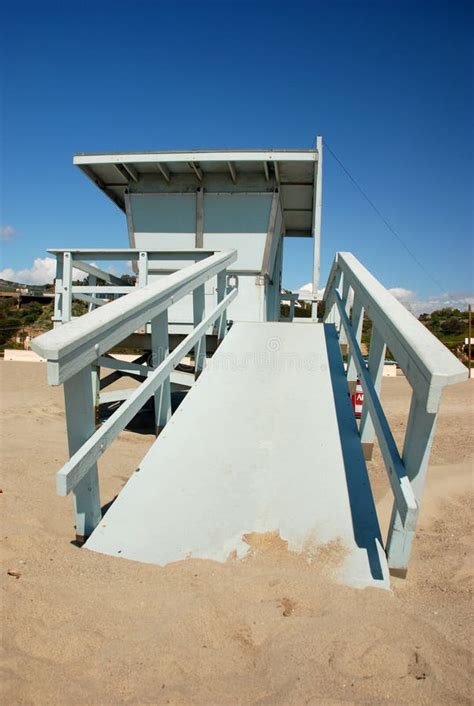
top-left (151, 309), bottom-right (171, 434)
top-left (88, 275), bottom-right (96, 312)
top-left (325, 268), bottom-right (342, 327)
top-left (193, 284), bottom-right (206, 376)
top-left (347, 297), bottom-right (364, 382)
top-left (216, 270), bottom-right (228, 341)
top-left (53, 253), bottom-right (64, 328)
top-left (64, 365), bottom-right (101, 542)
top-left (62, 252), bottom-right (73, 322)
top-left (360, 326), bottom-right (386, 460)
top-left (386, 394), bottom-right (438, 576)
top-left (138, 251), bottom-right (148, 287)
top-left (289, 296), bottom-right (296, 322)
top-left (339, 276), bottom-right (351, 346)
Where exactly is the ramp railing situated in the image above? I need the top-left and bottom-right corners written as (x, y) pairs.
top-left (32, 249), bottom-right (238, 542)
top-left (323, 252), bottom-right (467, 576)
top-left (48, 248), bottom-right (218, 325)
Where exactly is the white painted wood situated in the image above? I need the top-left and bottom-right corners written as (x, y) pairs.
top-left (98, 355), bottom-right (148, 376)
top-left (62, 252), bottom-right (73, 323)
top-left (31, 250), bottom-right (237, 385)
top-left (193, 284), bottom-right (206, 375)
top-left (347, 297), bottom-right (364, 382)
top-left (72, 260), bottom-right (124, 286)
top-left (63, 366), bottom-right (102, 538)
top-left (386, 396), bottom-right (438, 572)
top-left (85, 322), bottom-right (389, 589)
top-left (151, 309), bottom-right (171, 432)
top-left (261, 191), bottom-right (281, 277)
top-left (360, 326), bottom-right (386, 445)
top-left (216, 270), bottom-right (227, 340)
top-left (74, 150), bottom-right (318, 165)
top-left (335, 252), bottom-right (467, 409)
top-left (53, 253), bottom-right (64, 326)
top-left (156, 162), bottom-right (171, 183)
top-left (195, 187), bottom-right (204, 248)
top-left (311, 135), bottom-right (323, 318)
top-left (138, 251), bottom-right (148, 287)
top-left (334, 292), bottom-right (418, 528)
top-left (55, 288), bottom-right (237, 496)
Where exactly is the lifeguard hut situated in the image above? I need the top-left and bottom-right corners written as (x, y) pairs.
top-left (32, 137), bottom-right (467, 589)
top-left (73, 143), bottom-right (322, 332)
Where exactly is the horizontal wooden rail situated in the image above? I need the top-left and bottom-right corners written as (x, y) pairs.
top-left (56, 287), bottom-right (237, 496)
top-left (32, 250), bottom-right (237, 384)
top-left (48, 248), bottom-right (216, 261)
top-left (325, 252), bottom-right (466, 411)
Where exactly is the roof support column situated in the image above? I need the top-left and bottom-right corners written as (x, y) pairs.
top-left (312, 135), bottom-right (323, 319)
top-left (195, 187), bottom-right (204, 248)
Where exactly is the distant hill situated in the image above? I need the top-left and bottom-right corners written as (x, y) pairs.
top-left (0, 278), bottom-right (52, 295)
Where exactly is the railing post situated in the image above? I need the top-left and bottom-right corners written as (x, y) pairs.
top-left (193, 284), bottom-right (206, 376)
top-left (289, 296), bottom-right (296, 321)
top-left (326, 268), bottom-right (342, 327)
top-left (138, 251), bottom-right (148, 287)
top-left (62, 252), bottom-right (73, 322)
top-left (360, 326), bottom-right (386, 459)
top-left (87, 275), bottom-right (97, 312)
top-left (151, 309), bottom-right (171, 434)
top-left (347, 297), bottom-right (364, 382)
top-left (53, 253), bottom-right (64, 327)
top-left (339, 276), bottom-right (351, 346)
top-left (216, 270), bottom-right (228, 340)
top-left (64, 365), bottom-right (101, 542)
top-left (386, 394), bottom-right (438, 576)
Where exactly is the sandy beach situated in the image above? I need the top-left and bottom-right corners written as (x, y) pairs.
top-left (1, 360), bottom-right (472, 705)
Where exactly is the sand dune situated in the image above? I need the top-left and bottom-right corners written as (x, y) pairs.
top-left (1, 362), bottom-right (472, 705)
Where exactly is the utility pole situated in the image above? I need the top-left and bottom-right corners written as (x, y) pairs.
top-left (468, 304), bottom-right (472, 379)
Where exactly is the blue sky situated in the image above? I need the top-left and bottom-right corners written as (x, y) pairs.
top-left (1, 0), bottom-right (472, 309)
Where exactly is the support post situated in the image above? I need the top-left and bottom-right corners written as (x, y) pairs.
top-left (151, 309), bottom-right (171, 434)
top-left (386, 394), bottom-right (438, 576)
top-left (64, 366), bottom-right (102, 542)
top-left (311, 135), bottom-right (323, 319)
top-left (216, 270), bottom-right (228, 341)
top-left (87, 275), bottom-right (97, 312)
top-left (62, 252), bottom-right (73, 322)
top-left (360, 325), bottom-right (386, 459)
top-left (195, 187), bottom-right (204, 248)
top-left (193, 284), bottom-right (206, 376)
top-left (138, 251), bottom-right (148, 288)
top-left (53, 253), bottom-right (64, 327)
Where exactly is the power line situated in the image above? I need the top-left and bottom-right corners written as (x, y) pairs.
top-left (325, 141), bottom-right (446, 293)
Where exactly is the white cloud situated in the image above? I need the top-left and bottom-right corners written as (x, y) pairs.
top-left (0, 257), bottom-right (85, 285)
top-left (296, 283), bottom-right (325, 301)
top-left (389, 287), bottom-right (473, 315)
top-left (293, 280), bottom-right (473, 316)
top-left (0, 225), bottom-right (16, 240)
top-left (388, 287), bottom-right (414, 302)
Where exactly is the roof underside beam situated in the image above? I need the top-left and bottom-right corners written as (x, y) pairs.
top-left (188, 162), bottom-right (203, 181)
top-left (273, 161), bottom-right (280, 184)
top-left (80, 166), bottom-right (125, 212)
top-left (227, 161), bottom-right (236, 184)
top-left (156, 162), bottom-right (171, 183)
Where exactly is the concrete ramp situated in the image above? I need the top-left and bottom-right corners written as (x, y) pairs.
top-left (85, 322), bottom-right (389, 589)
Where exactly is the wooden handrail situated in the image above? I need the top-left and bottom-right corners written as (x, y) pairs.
top-left (32, 249), bottom-right (237, 385)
